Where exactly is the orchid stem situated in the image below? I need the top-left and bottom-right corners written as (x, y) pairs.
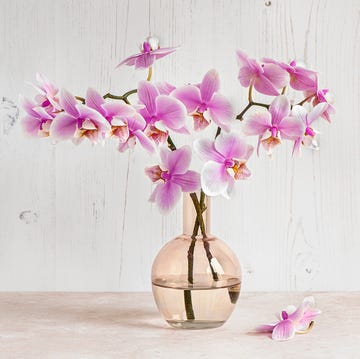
top-left (296, 94), bottom-right (315, 106)
top-left (236, 101), bottom-right (269, 120)
top-left (103, 89), bottom-right (138, 105)
top-left (248, 84), bottom-right (253, 102)
top-left (147, 67), bottom-right (153, 81)
top-left (166, 135), bottom-right (177, 151)
top-left (75, 96), bottom-right (85, 104)
top-left (215, 126), bottom-right (222, 138)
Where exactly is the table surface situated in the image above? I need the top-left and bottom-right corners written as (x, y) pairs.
top-left (0, 292), bottom-right (359, 359)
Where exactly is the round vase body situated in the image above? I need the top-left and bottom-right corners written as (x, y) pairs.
top-left (151, 234), bottom-right (241, 329)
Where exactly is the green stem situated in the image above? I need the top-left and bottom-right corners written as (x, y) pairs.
top-left (236, 101), bottom-right (270, 120)
top-left (103, 89), bottom-right (138, 104)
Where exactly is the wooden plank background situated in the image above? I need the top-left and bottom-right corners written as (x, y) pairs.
top-left (0, 0), bottom-right (359, 291)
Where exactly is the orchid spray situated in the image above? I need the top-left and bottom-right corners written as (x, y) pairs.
top-left (21, 36), bottom-right (333, 329)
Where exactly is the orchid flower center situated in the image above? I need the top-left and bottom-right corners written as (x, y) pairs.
top-left (161, 171), bottom-right (172, 181)
top-left (269, 126), bottom-right (279, 138)
top-left (281, 311), bottom-right (288, 320)
top-left (224, 159), bottom-right (235, 168)
top-left (145, 125), bottom-right (168, 145)
top-left (41, 99), bottom-right (51, 107)
top-left (198, 103), bottom-right (208, 113)
top-left (142, 41), bottom-right (152, 53)
top-left (305, 126), bottom-right (315, 137)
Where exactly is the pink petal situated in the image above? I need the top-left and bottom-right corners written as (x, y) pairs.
top-left (155, 95), bottom-right (187, 130)
top-left (291, 105), bottom-right (307, 125)
top-left (21, 115), bottom-right (40, 136)
top-left (21, 97), bottom-right (39, 117)
top-left (235, 50), bottom-right (250, 67)
top-left (200, 69), bottom-right (220, 103)
top-left (122, 113), bottom-right (145, 132)
top-left (133, 130), bottom-right (155, 153)
top-left (201, 161), bottom-right (230, 197)
top-left (272, 320), bottom-right (296, 341)
top-left (194, 139), bottom-right (225, 163)
top-left (278, 116), bottom-right (305, 140)
top-left (238, 66), bottom-right (254, 87)
top-left (76, 105), bottom-right (111, 132)
top-left (103, 102), bottom-right (136, 119)
top-left (153, 181), bottom-right (182, 214)
top-left (307, 102), bottom-right (328, 125)
top-left (253, 75), bottom-right (280, 96)
top-left (243, 111), bottom-right (272, 136)
top-left (59, 89), bottom-right (79, 118)
top-left (292, 138), bottom-right (302, 157)
top-left (155, 81), bottom-right (176, 95)
top-left (172, 85), bottom-right (202, 114)
top-left (32, 106), bottom-right (53, 120)
top-left (207, 93), bottom-right (233, 132)
top-left (152, 47), bottom-right (177, 60)
top-left (138, 81), bottom-right (159, 116)
top-left (262, 63), bottom-right (289, 89)
top-left (214, 132), bottom-right (249, 160)
top-left (255, 324), bottom-right (277, 333)
top-left (116, 53), bottom-right (142, 68)
top-left (50, 113), bottom-right (77, 140)
top-left (269, 95), bottom-right (290, 126)
top-left (86, 88), bottom-right (105, 114)
top-left (160, 146), bottom-right (191, 174)
top-left (290, 67), bottom-right (317, 91)
top-left (172, 170), bottom-right (200, 192)
top-left (135, 53), bottom-right (155, 69)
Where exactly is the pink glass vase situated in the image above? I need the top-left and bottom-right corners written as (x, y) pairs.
top-left (151, 193), bottom-right (242, 329)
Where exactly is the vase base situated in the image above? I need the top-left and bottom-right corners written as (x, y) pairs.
top-left (166, 319), bottom-right (225, 330)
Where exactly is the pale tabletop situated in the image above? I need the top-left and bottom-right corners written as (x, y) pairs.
top-left (0, 292), bottom-right (359, 359)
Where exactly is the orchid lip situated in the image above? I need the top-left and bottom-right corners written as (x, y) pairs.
top-left (161, 171), bottom-right (171, 181)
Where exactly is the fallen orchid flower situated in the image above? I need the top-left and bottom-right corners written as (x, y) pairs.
top-left (255, 296), bottom-right (321, 341)
top-left (116, 36), bottom-right (177, 70)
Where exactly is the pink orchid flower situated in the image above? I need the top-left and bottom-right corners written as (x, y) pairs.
top-left (256, 296), bottom-right (321, 341)
top-left (194, 133), bottom-right (253, 198)
top-left (236, 50), bottom-right (289, 96)
top-left (50, 89), bottom-right (111, 144)
top-left (116, 36), bottom-right (177, 70)
top-left (173, 69), bottom-right (233, 131)
top-left (155, 82), bottom-right (176, 95)
top-left (86, 88), bottom-right (154, 153)
top-left (137, 81), bottom-right (188, 144)
top-left (29, 73), bottom-right (62, 113)
top-left (263, 59), bottom-right (318, 92)
top-left (145, 146), bottom-right (200, 214)
top-left (291, 103), bottom-right (329, 155)
top-left (243, 95), bottom-right (305, 155)
top-left (21, 97), bottom-right (54, 137)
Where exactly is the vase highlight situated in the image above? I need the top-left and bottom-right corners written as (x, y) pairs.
top-left (152, 194), bottom-right (241, 329)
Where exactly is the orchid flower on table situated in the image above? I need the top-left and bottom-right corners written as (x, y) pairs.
top-left (21, 37), bottom-right (333, 331)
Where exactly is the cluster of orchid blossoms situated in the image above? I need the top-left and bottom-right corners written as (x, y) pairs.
top-left (22, 36), bottom-right (334, 216)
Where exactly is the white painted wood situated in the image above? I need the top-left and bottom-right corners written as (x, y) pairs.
top-left (0, 0), bottom-right (359, 291)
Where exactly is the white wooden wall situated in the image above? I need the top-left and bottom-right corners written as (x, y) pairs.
top-left (0, 0), bottom-right (359, 291)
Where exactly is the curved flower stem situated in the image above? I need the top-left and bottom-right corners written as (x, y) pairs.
top-left (103, 89), bottom-right (138, 104)
top-left (281, 86), bottom-right (287, 95)
top-left (297, 321), bottom-right (315, 334)
top-left (236, 101), bottom-right (270, 120)
top-left (296, 94), bottom-right (315, 106)
top-left (147, 67), bottom-right (153, 81)
top-left (75, 96), bottom-right (85, 104)
top-left (248, 84), bottom-right (253, 102)
top-left (166, 135), bottom-right (177, 151)
top-left (215, 126), bottom-right (222, 139)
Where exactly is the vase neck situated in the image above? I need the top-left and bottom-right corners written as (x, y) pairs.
top-left (182, 192), bottom-right (210, 236)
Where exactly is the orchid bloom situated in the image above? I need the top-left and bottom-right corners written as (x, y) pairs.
top-left (173, 69), bottom-right (233, 131)
top-left (155, 82), bottom-right (176, 95)
top-left (236, 50), bottom-right (289, 96)
top-left (116, 36), bottom-right (177, 70)
top-left (137, 81), bottom-right (188, 144)
top-left (50, 89), bottom-right (111, 144)
top-left (194, 133), bottom-right (253, 198)
top-left (86, 88), bottom-right (154, 153)
top-left (262, 59), bottom-right (317, 92)
top-left (311, 88), bottom-right (335, 123)
top-left (145, 146), bottom-right (200, 214)
top-left (30, 73), bottom-right (62, 113)
top-left (256, 296), bottom-right (321, 341)
top-left (243, 95), bottom-right (305, 155)
top-left (291, 103), bottom-right (329, 154)
top-left (21, 97), bottom-right (54, 137)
